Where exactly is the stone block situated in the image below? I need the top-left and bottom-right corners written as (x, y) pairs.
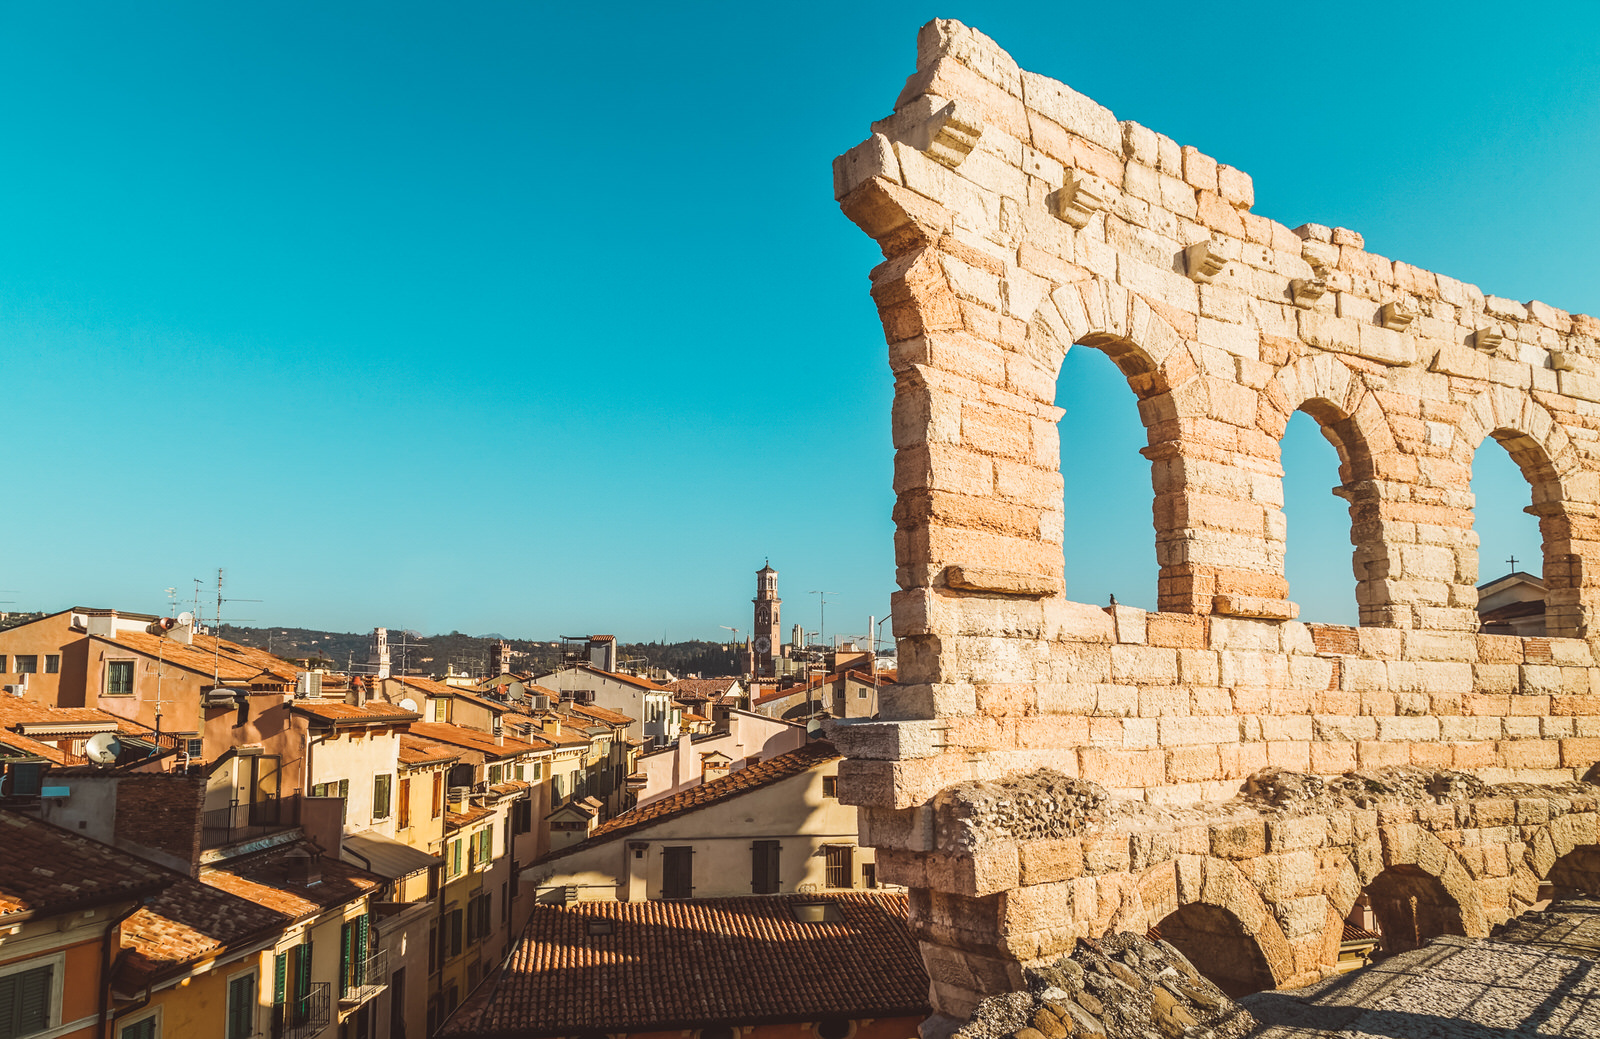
top-left (1211, 820), bottom-right (1266, 859)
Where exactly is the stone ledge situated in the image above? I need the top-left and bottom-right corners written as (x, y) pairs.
top-left (947, 565), bottom-right (1058, 597)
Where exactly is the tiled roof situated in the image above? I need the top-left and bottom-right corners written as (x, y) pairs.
top-left (541, 664), bottom-right (668, 693)
top-left (565, 702), bottom-right (634, 727)
top-left (117, 875), bottom-right (286, 989)
top-left (93, 630), bottom-right (301, 685)
top-left (664, 677), bottom-right (740, 698)
top-left (407, 721), bottom-right (539, 761)
top-left (447, 805), bottom-right (495, 829)
top-left (202, 843), bottom-right (380, 922)
top-left (437, 893), bottom-right (925, 1037)
top-left (399, 735), bottom-right (461, 767)
top-left (0, 731), bottom-right (65, 762)
top-left (0, 811), bottom-right (170, 920)
top-left (291, 699), bottom-right (419, 725)
top-left (388, 675), bottom-right (511, 715)
top-left (539, 742), bottom-right (840, 862)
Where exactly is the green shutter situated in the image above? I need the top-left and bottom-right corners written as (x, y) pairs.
top-left (356, 914), bottom-right (370, 985)
top-left (273, 952), bottom-right (286, 1005)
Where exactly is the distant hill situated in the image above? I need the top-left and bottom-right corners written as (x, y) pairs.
top-left (0, 610), bottom-right (744, 680)
top-left (214, 625), bottom-right (742, 681)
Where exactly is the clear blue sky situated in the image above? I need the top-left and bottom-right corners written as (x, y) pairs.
top-left (2, 2), bottom-right (1595, 639)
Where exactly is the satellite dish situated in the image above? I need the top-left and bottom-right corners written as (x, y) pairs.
top-left (398, 697), bottom-right (419, 713)
top-left (806, 719), bottom-right (824, 739)
top-left (86, 732), bottom-right (122, 765)
top-left (176, 612), bottom-right (194, 627)
top-left (507, 682), bottom-right (525, 702)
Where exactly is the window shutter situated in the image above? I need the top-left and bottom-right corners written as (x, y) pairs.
top-left (299, 940), bottom-right (313, 1012)
top-left (274, 952), bottom-right (286, 1005)
top-left (341, 920), bottom-right (353, 993)
top-left (18, 965), bottom-right (51, 1034)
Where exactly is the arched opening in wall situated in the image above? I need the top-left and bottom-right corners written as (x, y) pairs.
top-left (1281, 407), bottom-right (1359, 625)
top-left (1151, 903), bottom-right (1272, 997)
top-left (1055, 340), bottom-right (1164, 611)
top-left (1471, 432), bottom-right (1554, 637)
top-left (1544, 845), bottom-right (1600, 900)
top-left (1351, 865), bottom-right (1466, 958)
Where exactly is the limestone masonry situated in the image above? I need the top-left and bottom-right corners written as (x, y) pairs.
top-left (831, 18), bottom-right (1600, 1029)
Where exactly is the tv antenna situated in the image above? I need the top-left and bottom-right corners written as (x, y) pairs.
top-left (809, 590), bottom-right (838, 648)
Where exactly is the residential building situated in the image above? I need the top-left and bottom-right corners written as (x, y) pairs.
top-left (632, 709), bottom-right (806, 806)
top-left (523, 741), bottom-right (881, 902)
top-left (434, 893), bottom-right (927, 1039)
top-left (0, 811), bottom-right (170, 1039)
top-left (531, 663), bottom-right (676, 748)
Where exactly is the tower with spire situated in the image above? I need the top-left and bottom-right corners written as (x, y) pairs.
top-left (752, 561), bottom-right (781, 678)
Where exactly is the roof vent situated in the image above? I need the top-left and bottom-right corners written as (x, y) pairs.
top-left (285, 846), bottom-right (321, 886)
top-left (790, 902), bottom-right (843, 924)
top-left (585, 918), bottom-right (614, 936)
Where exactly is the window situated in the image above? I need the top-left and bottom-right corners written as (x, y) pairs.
top-left (479, 825), bottom-right (494, 867)
top-left (13, 656), bottom-right (36, 675)
top-left (487, 764), bottom-right (504, 786)
top-left (466, 892), bottom-right (491, 942)
top-left (862, 863), bottom-right (877, 888)
top-left (514, 764), bottom-right (525, 782)
top-left (501, 882), bottom-right (508, 923)
top-left (339, 915), bottom-right (370, 997)
top-left (858, 688), bottom-right (869, 698)
top-left (0, 962), bottom-right (54, 1038)
top-left (432, 772), bottom-right (444, 819)
top-left (398, 778), bottom-right (411, 829)
top-left (450, 839), bottom-right (462, 878)
top-left (120, 1012), bottom-right (158, 1039)
top-left (373, 774), bottom-right (392, 821)
top-left (436, 699), bottom-right (451, 723)
top-left (662, 846), bottom-right (693, 900)
top-left (513, 800), bottom-right (532, 834)
top-left (428, 926), bottom-right (439, 975)
top-left (532, 761), bottom-right (543, 781)
top-left (106, 660), bottom-right (135, 696)
top-left (225, 970), bottom-right (256, 1039)
top-left (825, 846), bottom-right (854, 889)
top-left (310, 779), bottom-right (350, 824)
top-left (822, 776), bottom-right (838, 798)
top-left (43, 655), bottom-right (58, 674)
top-left (185, 738), bottom-right (203, 758)
top-left (448, 909), bottom-right (463, 958)
top-left (752, 840), bottom-right (781, 895)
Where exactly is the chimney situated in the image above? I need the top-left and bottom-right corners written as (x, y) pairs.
top-left (541, 714), bottom-right (562, 737)
top-left (86, 611), bottom-right (117, 638)
top-left (285, 846), bottom-right (322, 886)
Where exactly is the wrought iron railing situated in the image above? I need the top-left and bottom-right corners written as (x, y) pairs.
top-left (273, 981), bottom-right (330, 1039)
top-left (201, 794), bottom-right (300, 848)
top-left (339, 948), bottom-right (388, 1008)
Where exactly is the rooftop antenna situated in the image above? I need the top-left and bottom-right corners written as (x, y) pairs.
top-left (809, 590), bottom-right (838, 649)
top-left (206, 568), bottom-right (262, 686)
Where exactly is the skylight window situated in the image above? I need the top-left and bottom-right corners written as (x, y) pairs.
top-left (789, 902), bottom-right (842, 924)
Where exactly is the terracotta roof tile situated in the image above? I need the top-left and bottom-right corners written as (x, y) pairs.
top-left (399, 735), bottom-right (461, 767)
top-left (291, 699), bottom-right (419, 725)
top-left (202, 843), bottom-right (380, 922)
top-left (539, 742), bottom-right (839, 862)
top-left (0, 811), bottom-right (170, 920)
top-left (407, 722), bottom-right (539, 760)
top-left (117, 875), bottom-right (286, 989)
top-left (446, 805), bottom-right (494, 829)
top-left (664, 677), bottom-right (741, 698)
top-left (565, 702), bottom-right (634, 727)
top-left (93, 630), bottom-right (302, 685)
top-left (437, 893), bottom-right (925, 1036)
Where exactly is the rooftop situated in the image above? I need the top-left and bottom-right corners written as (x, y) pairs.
top-left (538, 741), bottom-right (840, 861)
top-left (398, 734), bottom-right (462, 767)
top-left (290, 698), bottom-right (419, 726)
top-left (90, 629), bottom-right (302, 686)
top-left (202, 842), bottom-right (380, 923)
top-left (117, 874), bottom-right (287, 990)
top-left (0, 811), bottom-right (170, 921)
top-left (437, 892), bottom-right (924, 1038)
top-left (407, 721), bottom-right (541, 761)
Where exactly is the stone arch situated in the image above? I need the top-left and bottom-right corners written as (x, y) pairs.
top-left (1263, 356), bottom-right (1404, 626)
top-left (1131, 855), bottom-right (1294, 992)
top-left (1458, 388), bottom-right (1596, 637)
top-left (1545, 846), bottom-right (1600, 896)
top-left (1028, 281), bottom-right (1239, 615)
top-left (1348, 825), bottom-right (1487, 950)
top-left (1523, 812), bottom-right (1600, 886)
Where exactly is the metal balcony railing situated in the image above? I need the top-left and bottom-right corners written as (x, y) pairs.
top-left (339, 948), bottom-right (388, 1008)
top-left (201, 794), bottom-right (300, 849)
top-left (273, 981), bottom-right (330, 1039)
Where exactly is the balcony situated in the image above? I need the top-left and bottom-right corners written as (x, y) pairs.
top-left (273, 982), bottom-right (330, 1039)
top-left (202, 794), bottom-right (300, 849)
top-left (339, 948), bottom-right (388, 1009)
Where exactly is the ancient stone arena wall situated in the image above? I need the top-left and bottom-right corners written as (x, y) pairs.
top-left (831, 18), bottom-right (1600, 1029)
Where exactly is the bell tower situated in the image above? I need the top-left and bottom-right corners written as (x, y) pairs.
top-left (752, 562), bottom-right (781, 678)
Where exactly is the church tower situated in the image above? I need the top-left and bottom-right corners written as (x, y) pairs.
top-left (752, 562), bottom-right (781, 678)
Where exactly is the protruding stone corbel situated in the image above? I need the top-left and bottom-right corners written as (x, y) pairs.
top-left (1184, 241), bottom-right (1227, 284)
top-left (1473, 325), bottom-right (1505, 353)
top-left (1380, 300), bottom-right (1417, 332)
top-left (1551, 350), bottom-right (1595, 376)
top-left (1289, 277), bottom-right (1327, 307)
top-left (921, 99), bottom-right (983, 168)
top-left (1052, 168), bottom-right (1110, 229)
